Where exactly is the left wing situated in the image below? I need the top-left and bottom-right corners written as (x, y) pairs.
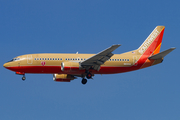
top-left (80, 44), bottom-right (121, 71)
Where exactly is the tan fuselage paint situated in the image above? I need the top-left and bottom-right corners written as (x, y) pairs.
top-left (4, 50), bottom-right (140, 68)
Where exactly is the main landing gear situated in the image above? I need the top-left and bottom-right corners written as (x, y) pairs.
top-left (86, 72), bottom-right (92, 79)
top-left (81, 72), bottom-right (93, 85)
top-left (81, 78), bottom-right (87, 85)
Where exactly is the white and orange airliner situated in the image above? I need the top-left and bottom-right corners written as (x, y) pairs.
top-left (3, 26), bottom-right (175, 84)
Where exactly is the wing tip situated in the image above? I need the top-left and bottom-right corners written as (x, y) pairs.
top-left (112, 44), bottom-right (121, 47)
top-left (170, 47), bottom-right (176, 50)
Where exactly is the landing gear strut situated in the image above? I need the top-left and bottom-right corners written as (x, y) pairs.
top-left (81, 78), bottom-right (87, 85)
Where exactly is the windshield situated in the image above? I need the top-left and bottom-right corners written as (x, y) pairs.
top-left (8, 58), bottom-right (20, 62)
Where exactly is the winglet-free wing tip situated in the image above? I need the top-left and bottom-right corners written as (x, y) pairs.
top-left (112, 44), bottom-right (121, 47)
top-left (171, 47), bottom-right (176, 50)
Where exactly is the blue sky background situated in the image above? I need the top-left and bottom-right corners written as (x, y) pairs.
top-left (0, 0), bottom-right (179, 120)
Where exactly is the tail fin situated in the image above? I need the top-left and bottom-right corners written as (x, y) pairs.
top-left (137, 26), bottom-right (165, 56)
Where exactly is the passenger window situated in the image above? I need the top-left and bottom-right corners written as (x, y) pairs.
top-left (34, 58), bottom-right (36, 60)
top-left (117, 59), bottom-right (119, 61)
top-left (60, 58), bottom-right (62, 60)
top-left (75, 58), bottom-right (77, 60)
top-left (81, 58), bottom-right (83, 61)
top-left (122, 59), bottom-right (124, 61)
top-left (125, 59), bottom-right (126, 61)
top-left (119, 59), bottom-right (121, 61)
top-left (42, 58), bottom-right (44, 60)
top-left (50, 58), bottom-right (52, 60)
top-left (115, 59), bottom-right (116, 61)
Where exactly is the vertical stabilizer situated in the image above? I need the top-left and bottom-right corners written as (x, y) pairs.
top-left (137, 26), bottom-right (165, 56)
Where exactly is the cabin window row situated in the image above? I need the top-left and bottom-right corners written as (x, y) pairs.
top-left (108, 59), bottom-right (129, 61)
top-left (34, 58), bottom-right (129, 62)
top-left (34, 58), bottom-right (87, 61)
top-left (34, 58), bottom-right (63, 61)
top-left (65, 58), bottom-right (86, 61)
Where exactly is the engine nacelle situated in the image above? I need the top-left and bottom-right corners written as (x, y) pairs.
top-left (53, 74), bottom-right (75, 82)
top-left (61, 62), bottom-right (81, 72)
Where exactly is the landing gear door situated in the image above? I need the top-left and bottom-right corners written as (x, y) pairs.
top-left (27, 55), bottom-right (33, 64)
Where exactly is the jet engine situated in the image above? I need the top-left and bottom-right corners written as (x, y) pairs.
top-left (53, 74), bottom-right (76, 82)
top-left (61, 62), bottom-right (81, 72)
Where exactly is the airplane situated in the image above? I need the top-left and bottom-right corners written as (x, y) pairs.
top-left (3, 26), bottom-right (175, 85)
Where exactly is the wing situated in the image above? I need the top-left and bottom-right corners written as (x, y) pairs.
top-left (80, 44), bottom-right (121, 71)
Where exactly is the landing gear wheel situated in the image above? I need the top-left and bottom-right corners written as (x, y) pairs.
top-left (22, 76), bottom-right (26, 81)
top-left (81, 78), bottom-right (87, 85)
top-left (86, 72), bottom-right (92, 79)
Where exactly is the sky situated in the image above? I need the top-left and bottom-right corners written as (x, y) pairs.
top-left (0, 0), bottom-right (180, 120)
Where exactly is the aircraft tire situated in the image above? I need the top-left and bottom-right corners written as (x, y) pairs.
top-left (86, 72), bottom-right (92, 79)
top-left (22, 77), bottom-right (26, 81)
top-left (81, 78), bottom-right (87, 85)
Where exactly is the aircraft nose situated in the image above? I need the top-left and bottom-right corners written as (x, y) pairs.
top-left (3, 63), bottom-right (8, 68)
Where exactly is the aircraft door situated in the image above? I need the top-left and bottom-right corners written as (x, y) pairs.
top-left (27, 55), bottom-right (33, 64)
top-left (133, 56), bottom-right (138, 66)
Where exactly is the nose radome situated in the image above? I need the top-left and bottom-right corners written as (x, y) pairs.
top-left (3, 63), bottom-right (8, 68)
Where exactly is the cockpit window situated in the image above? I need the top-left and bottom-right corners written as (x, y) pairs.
top-left (9, 58), bottom-right (20, 62)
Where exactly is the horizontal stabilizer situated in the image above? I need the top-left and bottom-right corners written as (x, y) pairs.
top-left (148, 47), bottom-right (176, 60)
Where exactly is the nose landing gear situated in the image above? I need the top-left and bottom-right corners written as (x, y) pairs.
top-left (16, 72), bottom-right (26, 81)
top-left (22, 75), bottom-right (26, 81)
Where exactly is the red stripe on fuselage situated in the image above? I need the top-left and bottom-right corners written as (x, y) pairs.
top-left (5, 65), bottom-right (143, 75)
